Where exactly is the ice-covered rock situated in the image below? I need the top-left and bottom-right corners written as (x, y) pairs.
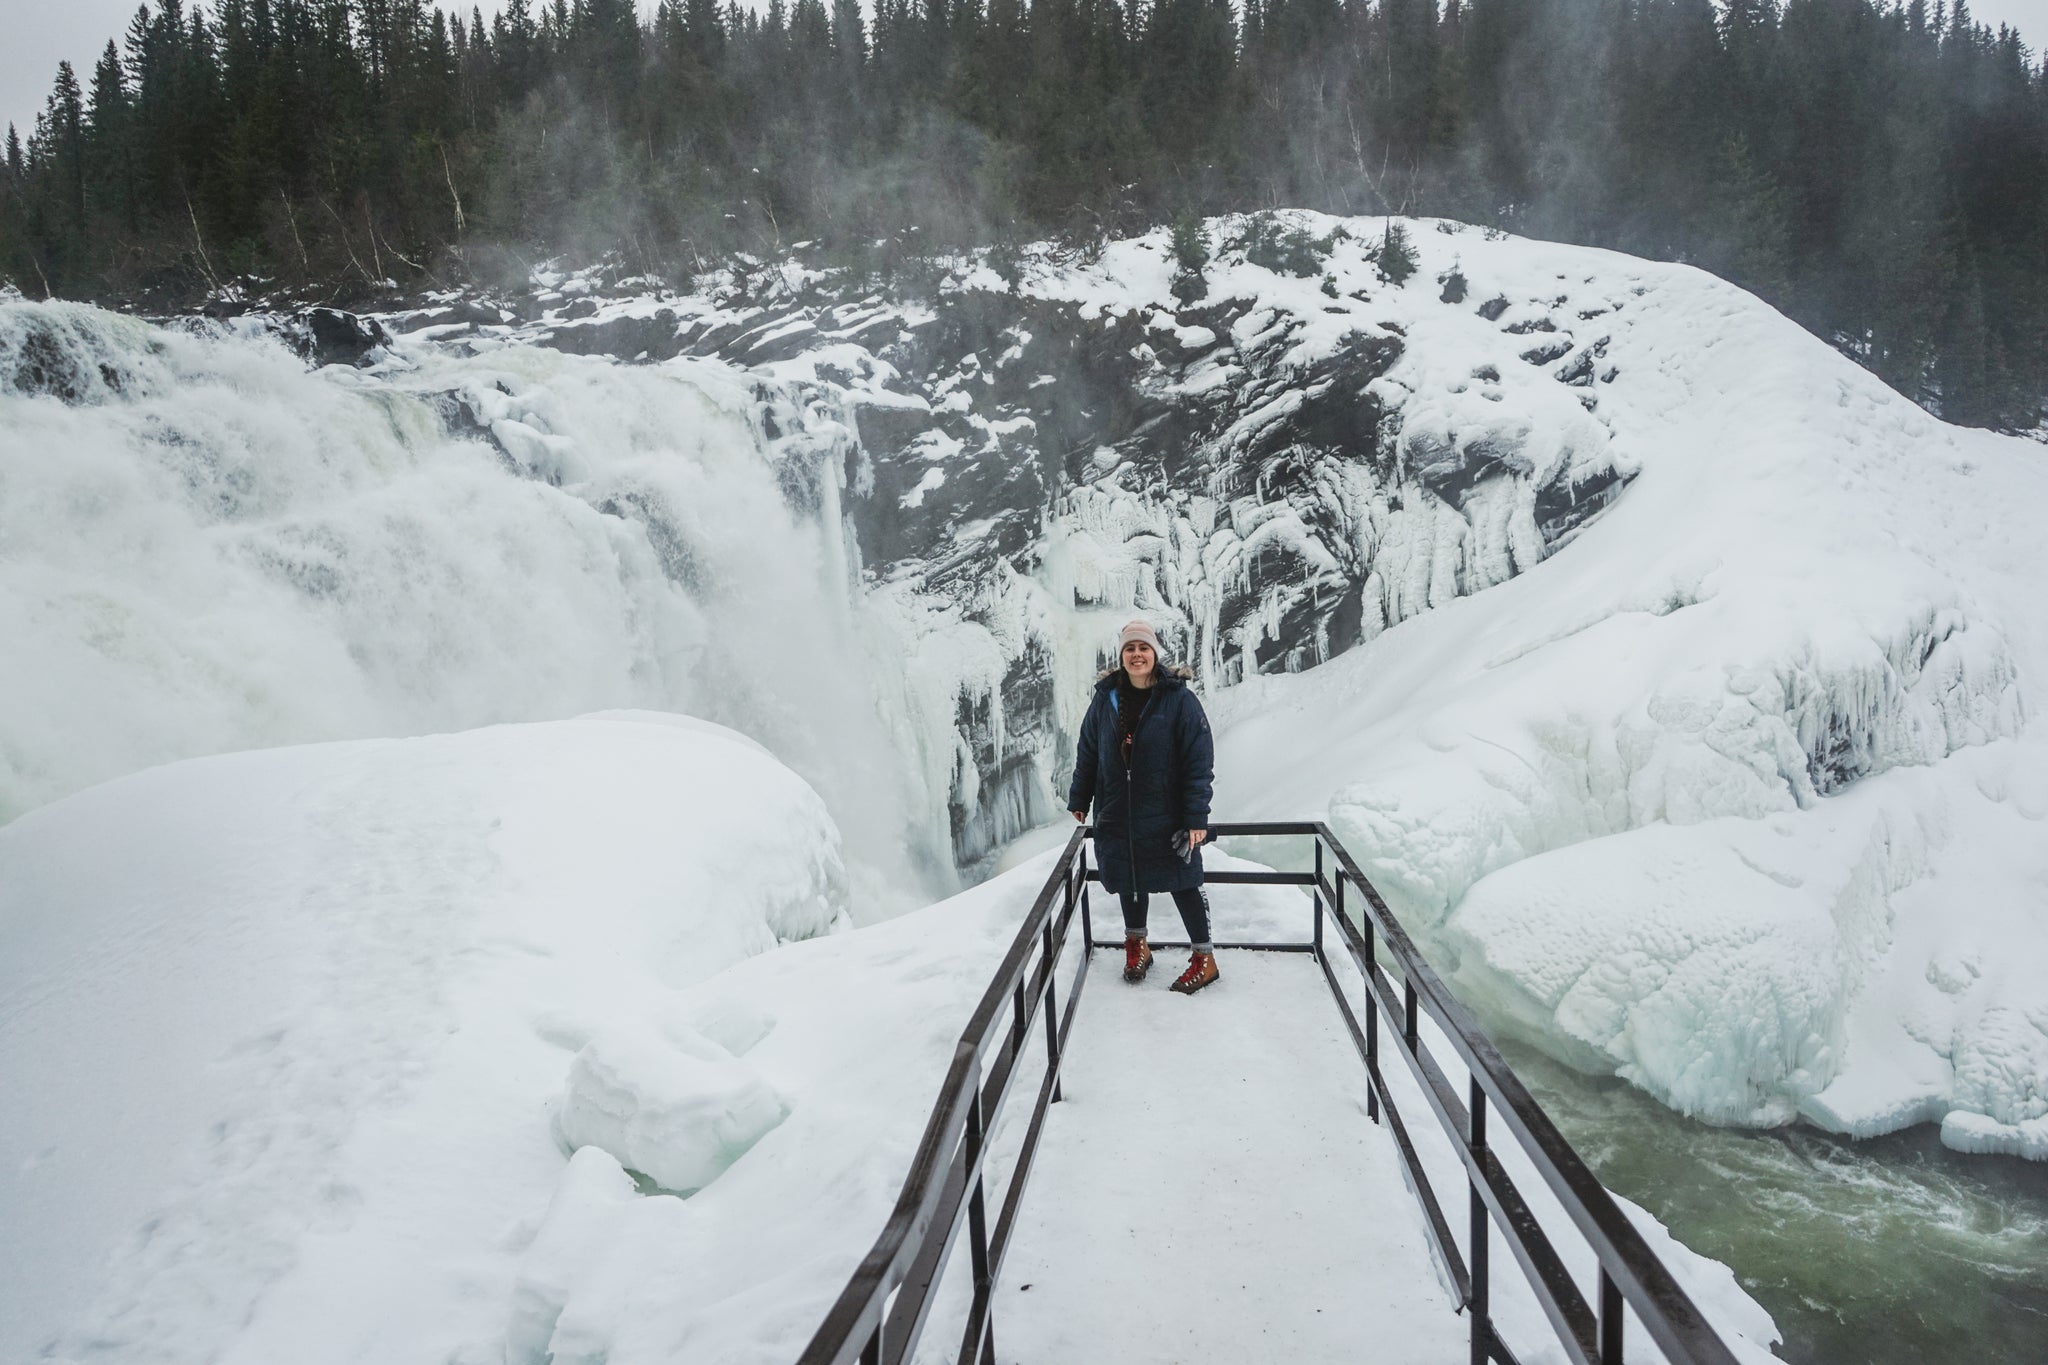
top-left (555, 1018), bottom-right (790, 1194)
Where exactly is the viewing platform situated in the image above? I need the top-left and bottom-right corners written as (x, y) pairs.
top-left (1002, 947), bottom-right (1463, 1364)
top-left (797, 825), bottom-right (1748, 1365)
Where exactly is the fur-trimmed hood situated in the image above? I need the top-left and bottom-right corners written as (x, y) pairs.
top-left (1094, 663), bottom-right (1195, 690)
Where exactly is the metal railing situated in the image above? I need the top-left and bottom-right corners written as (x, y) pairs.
top-left (796, 822), bottom-right (1743, 1365)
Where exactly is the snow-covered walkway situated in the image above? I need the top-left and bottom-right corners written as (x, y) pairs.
top-left (997, 939), bottom-right (1465, 1365)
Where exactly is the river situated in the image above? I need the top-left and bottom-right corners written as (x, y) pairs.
top-left (1508, 1041), bottom-right (2048, 1364)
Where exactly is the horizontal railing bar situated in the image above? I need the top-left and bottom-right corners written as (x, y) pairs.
top-left (1205, 820), bottom-right (1324, 835)
top-left (959, 940), bottom-right (1090, 1365)
top-left (985, 933), bottom-right (1093, 1295)
top-left (892, 888), bottom-right (1088, 1365)
top-left (1205, 870), bottom-right (1318, 884)
top-left (1083, 869), bottom-right (1315, 885)
top-left (1324, 889), bottom-right (1600, 1364)
top-left (1314, 824), bottom-right (1739, 1365)
top-left (1086, 940), bottom-right (1317, 953)
top-left (798, 827), bottom-right (1089, 1365)
top-left (1473, 1146), bottom-right (1600, 1365)
top-left (878, 1069), bottom-right (982, 1365)
top-left (799, 1048), bottom-right (977, 1365)
top-left (1315, 946), bottom-right (1470, 1305)
top-left (969, 890), bottom-right (1087, 1171)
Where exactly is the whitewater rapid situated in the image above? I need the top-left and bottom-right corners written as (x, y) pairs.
top-left (0, 301), bottom-right (950, 910)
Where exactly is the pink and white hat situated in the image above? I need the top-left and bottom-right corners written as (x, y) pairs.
top-left (1118, 620), bottom-right (1163, 656)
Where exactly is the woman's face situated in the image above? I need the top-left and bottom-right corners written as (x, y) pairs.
top-left (1122, 639), bottom-right (1157, 681)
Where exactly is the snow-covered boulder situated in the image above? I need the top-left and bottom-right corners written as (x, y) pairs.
top-left (0, 712), bottom-right (847, 1365)
top-left (554, 1014), bottom-right (791, 1195)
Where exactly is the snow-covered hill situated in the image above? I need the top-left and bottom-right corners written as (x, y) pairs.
top-left (0, 713), bottom-right (848, 1365)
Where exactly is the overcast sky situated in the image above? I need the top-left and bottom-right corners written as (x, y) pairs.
top-left (4, 0), bottom-right (2045, 143)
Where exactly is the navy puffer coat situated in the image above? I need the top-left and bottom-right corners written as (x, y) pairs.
top-left (1067, 666), bottom-right (1215, 895)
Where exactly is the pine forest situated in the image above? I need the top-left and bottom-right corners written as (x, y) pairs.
top-left (1, 0), bottom-right (2043, 428)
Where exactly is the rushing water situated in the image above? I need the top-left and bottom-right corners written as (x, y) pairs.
top-left (1504, 1040), bottom-right (2048, 1364)
top-left (0, 301), bottom-right (967, 912)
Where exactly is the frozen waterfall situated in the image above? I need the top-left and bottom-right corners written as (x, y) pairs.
top-left (0, 300), bottom-right (952, 912)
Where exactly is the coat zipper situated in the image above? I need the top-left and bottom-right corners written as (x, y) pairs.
top-left (1122, 687), bottom-right (1158, 899)
top-left (1125, 764), bottom-right (1137, 898)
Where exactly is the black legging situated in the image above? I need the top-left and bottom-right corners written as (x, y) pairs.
top-left (1120, 888), bottom-right (1212, 950)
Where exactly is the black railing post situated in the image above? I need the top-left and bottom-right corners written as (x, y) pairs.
top-left (1599, 1267), bottom-right (1625, 1365)
top-left (965, 1089), bottom-right (995, 1365)
top-left (1042, 912), bottom-right (1064, 1104)
top-left (1404, 977), bottom-right (1420, 1051)
top-left (1313, 840), bottom-right (1326, 956)
top-left (1341, 873), bottom-right (1379, 1123)
top-left (1079, 845), bottom-right (1094, 947)
top-left (1469, 1076), bottom-right (1490, 1365)
top-left (860, 1326), bottom-right (880, 1365)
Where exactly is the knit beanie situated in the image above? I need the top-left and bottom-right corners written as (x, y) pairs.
top-left (1117, 619), bottom-right (1164, 658)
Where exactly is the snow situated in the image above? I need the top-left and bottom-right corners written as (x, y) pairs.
top-left (0, 715), bottom-right (1779, 1365)
top-left (1002, 949), bottom-right (1467, 1365)
top-left (554, 1017), bottom-right (792, 1195)
top-left (0, 713), bottom-right (846, 1365)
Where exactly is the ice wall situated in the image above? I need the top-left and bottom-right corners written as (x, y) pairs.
top-left (534, 218), bottom-right (1639, 870)
top-left (0, 300), bottom-right (950, 909)
top-left (1191, 224), bottom-right (2048, 1156)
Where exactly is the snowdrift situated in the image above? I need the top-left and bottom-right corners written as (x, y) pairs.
top-left (0, 713), bottom-right (847, 1365)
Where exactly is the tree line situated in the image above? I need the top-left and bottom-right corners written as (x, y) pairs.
top-left (1, 0), bottom-right (2042, 428)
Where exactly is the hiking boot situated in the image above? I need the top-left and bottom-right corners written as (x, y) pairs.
top-left (1123, 937), bottom-right (1153, 983)
top-left (1170, 951), bottom-right (1219, 995)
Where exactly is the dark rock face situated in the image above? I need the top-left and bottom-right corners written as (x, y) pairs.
top-left (0, 308), bottom-right (157, 403)
top-left (300, 309), bottom-right (390, 368)
top-left (388, 219), bottom-right (1642, 871)
top-left (544, 309), bottom-right (684, 361)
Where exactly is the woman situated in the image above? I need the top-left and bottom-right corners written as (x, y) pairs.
top-left (1068, 620), bottom-right (1219, 994)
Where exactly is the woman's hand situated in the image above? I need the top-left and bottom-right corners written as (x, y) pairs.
top-left (1188, 829), bottom-right (1207, 848)
top-left (1072, 810), bottom-right (1087, 823)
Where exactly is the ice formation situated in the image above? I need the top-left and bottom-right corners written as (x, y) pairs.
top-left (1180, 221), bottom-right (2048, 1157)
top-left (555, 1017), bottom-right (791, 1195)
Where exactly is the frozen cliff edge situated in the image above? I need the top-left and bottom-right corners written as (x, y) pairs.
top-left (1194, 227), bottom-right (2047, 1158)
top-left (0, 713), bottom-right (848, 1365)
top-left (369, 215), bottom-right (1646, 873)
